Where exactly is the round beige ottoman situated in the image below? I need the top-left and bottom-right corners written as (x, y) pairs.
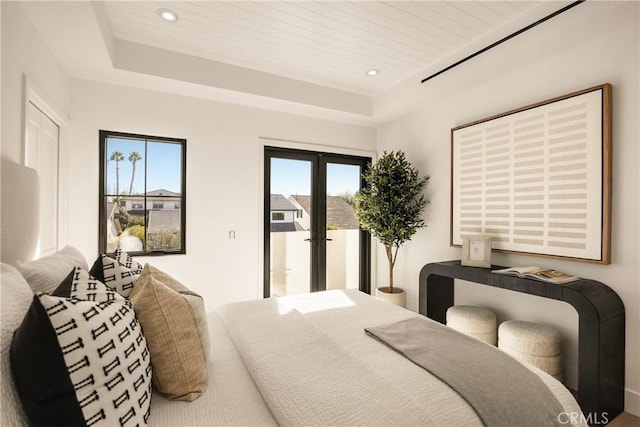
top-left (446, 305), bottom-right (497, 345)
top-left (498, 320), bottom-right (563, 381)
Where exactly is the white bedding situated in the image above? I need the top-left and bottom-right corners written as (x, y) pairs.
top-left (3, 268), bottom-right (585, 427)
top-left (215, 289), bottom-right (586, 427)
top-left (219, 295), bottom-right (433, 426)
top-left (148, 312), bottom-right (277, 426)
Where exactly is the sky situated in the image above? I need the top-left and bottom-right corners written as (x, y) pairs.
top-left (105, 137), bottom-right (182, 195)
top-left (270, 158), bottom-right (361, 197)
top-left (105, 141), bottom-right (359, 197)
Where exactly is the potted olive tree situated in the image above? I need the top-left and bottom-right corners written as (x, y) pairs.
top-left (354, 150), bottom-right (429, 307)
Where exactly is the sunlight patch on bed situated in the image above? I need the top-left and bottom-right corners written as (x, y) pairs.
top-left (276, 290), bottom-right (355, 315)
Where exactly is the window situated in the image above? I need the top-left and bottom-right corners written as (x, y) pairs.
top-left (99, 130), bottom-right (186, 255)
top-left (272, 212), bottom-right (285, 221)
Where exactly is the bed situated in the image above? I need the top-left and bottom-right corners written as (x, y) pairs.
top-left (0, 160), bottom-right (586, 426)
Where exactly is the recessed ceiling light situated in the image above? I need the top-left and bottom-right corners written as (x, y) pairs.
top-left (157, 8), bottom-right (178, 22)
top-left (366, 69), bottom-right (379, 77)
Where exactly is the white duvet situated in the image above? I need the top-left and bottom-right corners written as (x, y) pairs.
top-left (148, 311), bottom-right (278, 426)
top-left (150, 290), bottom-right (586, 426)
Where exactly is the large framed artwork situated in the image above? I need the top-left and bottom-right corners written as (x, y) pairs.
top-left (451, 84), bottom-right (611, 264)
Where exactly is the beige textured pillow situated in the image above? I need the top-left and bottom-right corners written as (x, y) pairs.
top-left (130, 264), bottom-right (210, 401)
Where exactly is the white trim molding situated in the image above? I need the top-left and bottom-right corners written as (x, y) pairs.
top-left (626, 388), bottom-right (640, 417)
top-left (23, 75), bottom-right (69, 133)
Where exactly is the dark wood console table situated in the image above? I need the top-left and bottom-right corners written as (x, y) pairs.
top-left (419, 260), bottom-right (625, 423)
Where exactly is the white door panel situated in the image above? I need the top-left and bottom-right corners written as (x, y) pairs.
top-left (25, 102), bottom-right (59, 257)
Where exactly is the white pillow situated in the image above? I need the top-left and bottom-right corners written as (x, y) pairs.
top-left (1, 263), bottom-right (32, 426)
top-left (17, 245), bottom-right (88, 293)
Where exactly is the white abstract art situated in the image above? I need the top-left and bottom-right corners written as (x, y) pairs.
top-left (451, 84), bottom-right (611, 263)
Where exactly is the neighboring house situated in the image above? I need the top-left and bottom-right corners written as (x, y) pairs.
top-left (289, 195), bottom-right (359, 230)
top-left (270, 194), bottom-right (303, 232)
top-left (107, 200), bottom-right (181, 252)
top-left (124, 189), bottom-right (181, 213)
top-left (148, 210), bottom-right (181, 233)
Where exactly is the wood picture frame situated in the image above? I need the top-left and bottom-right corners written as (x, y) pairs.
top-left (451, 84), bottom-right (611, 264)
top-left (461, 235), bottom-right (492, 268)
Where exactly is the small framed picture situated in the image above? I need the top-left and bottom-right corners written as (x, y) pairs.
top-left (461, 235), bottom-right (492, 268)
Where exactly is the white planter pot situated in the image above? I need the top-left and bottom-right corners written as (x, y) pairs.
top-left (375, 287), bottom-right (406, 308)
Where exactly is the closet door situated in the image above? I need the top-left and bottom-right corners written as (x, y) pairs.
top-left (25, 102), bottom-right (60, 257)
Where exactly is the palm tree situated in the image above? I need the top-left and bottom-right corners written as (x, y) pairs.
top-left (110, 151), bottom-right (125, 201)
top-left (128, 151), bottom-right (142, 195)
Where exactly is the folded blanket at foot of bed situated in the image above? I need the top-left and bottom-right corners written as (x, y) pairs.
top-left (365, 317), bottom-right (564, 427)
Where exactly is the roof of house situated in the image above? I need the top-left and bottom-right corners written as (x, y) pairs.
top-left (127, 189), bottom-right (181, 198)
top-left (146, 189), bottom-right (180, 197)
top-left (147, 210), bottom-right (181, 233)
top-left (270, 222), bottom-right (304, 233)
top-left (289, 195), bottom-right (359, 230)
top-left (270, 194), bottom-right (299, 211)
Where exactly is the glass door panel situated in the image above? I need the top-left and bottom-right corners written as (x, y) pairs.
top-left (264, 147), bottom-right (370, 298)
top-left (269, 158), bottom-right (312, 297)
top-left (325, 162), bottom-right (362, 290)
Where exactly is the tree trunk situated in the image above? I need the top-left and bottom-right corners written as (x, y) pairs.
top-left (128, 161), bottom-right (137, 195)
top-left (385, 244), bottom-right (394, 293)
top-left (115, 161), bottom-right (120, 201)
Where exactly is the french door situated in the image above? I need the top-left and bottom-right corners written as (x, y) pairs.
top-left (264, 147), bottom-right (371, 298)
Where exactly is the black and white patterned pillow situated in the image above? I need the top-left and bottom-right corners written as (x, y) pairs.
top-left (113, 249), bottom-right (143, 273)
top-left (10, 266), bottom-right (152, 427)
top-left (90, 249), bottom-right (143, 298)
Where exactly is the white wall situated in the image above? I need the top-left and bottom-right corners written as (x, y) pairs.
top-left (270, 229), bottom-right (359, 296)
top-left (376, 1), bottom-right (639, 415)
top-left (0, 2), bottom-right (70, 163)
top-left (1, 0), bottom-right (375, 315)
top-left (64, 79), bottom-right (376, 311)
top-left (1, 2), bottom-right (72, 261)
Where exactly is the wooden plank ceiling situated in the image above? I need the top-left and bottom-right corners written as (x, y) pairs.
top-left (104, 1), bottom-right (541, 95)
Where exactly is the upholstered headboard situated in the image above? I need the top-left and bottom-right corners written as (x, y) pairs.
top-left (1, 159), bottom-right (39, 266)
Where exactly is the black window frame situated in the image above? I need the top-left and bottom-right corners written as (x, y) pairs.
top-left (99, 130), bottom-right (187, 256)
